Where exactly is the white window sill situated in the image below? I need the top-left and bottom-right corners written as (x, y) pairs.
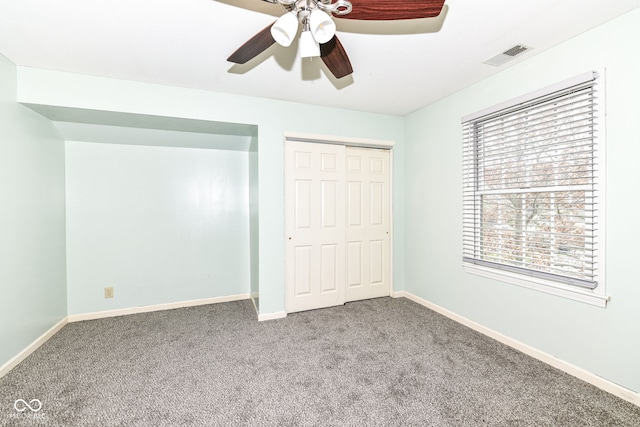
top-left (463, 263), bottom-right (609, 308)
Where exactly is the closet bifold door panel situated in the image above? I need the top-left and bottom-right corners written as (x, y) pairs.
top-left (285, 141), bottom-right (391, 314)
top-left (285, 141), bottom-right (346, 314)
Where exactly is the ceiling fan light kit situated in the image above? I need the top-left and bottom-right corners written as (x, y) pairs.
top-left (228, 0), bottom-right (447, 79)
top-left (271, 11), bottom-right (299, 47)
top-left (271, 1), bottom-right (343, 54)
top-left (300, 30), bottom-right (321, 58)
top-left (308, 9), bottom-right (337, 44)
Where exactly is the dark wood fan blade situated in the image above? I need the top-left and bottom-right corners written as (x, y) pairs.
top-left (339, 0), bottom-right (445, 20)
top-left (227, 22), bottom-right (276, 64)
top-left (320, 36), bottom-right (353, 79)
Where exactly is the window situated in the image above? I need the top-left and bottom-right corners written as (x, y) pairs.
top-left (462, 71), bottom-right (607, 306)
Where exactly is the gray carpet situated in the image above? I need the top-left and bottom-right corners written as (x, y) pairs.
top-left (1, 297), bottom-right (639, 426)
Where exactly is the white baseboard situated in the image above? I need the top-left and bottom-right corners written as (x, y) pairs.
top-left (258, 311), bottom-right (287, 322)
top-left (0, 317), bottom-right (68, 379)
top-left (67, 293), bottom-right (251, 322)
top-left (394, 290), bottom-right (640, 407)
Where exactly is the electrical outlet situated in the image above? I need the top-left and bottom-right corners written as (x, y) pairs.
top-left (104, 287), bottom-right (114, 298)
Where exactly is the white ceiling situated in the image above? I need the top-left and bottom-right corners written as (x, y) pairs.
top-left (1, 0), bottom-right (640, 116)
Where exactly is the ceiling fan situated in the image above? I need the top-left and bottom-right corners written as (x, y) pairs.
top-left (227, 0), bottom-right (446, 79)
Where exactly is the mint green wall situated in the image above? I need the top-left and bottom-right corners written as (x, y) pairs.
top-left (0, 55), bottom-right (66, 368)
top-left (16, 67), bottom-right (405, 316)
top-left (404, 9), bottom-right (640, 393)
top-left (65, 141), bottom-right (250, 315)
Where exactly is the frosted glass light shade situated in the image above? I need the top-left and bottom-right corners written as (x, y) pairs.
top-left (300, 30), bottom-right (320, 58)
top-left (271, 12), bottom-right (299, 47)
top-left (309, 9), bottom-right (336, 44)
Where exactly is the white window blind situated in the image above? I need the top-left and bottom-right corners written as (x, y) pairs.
top-left (462, 72), bottom-right (600, 290)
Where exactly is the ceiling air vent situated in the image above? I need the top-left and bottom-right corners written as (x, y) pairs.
top-left (483, 44), bottom-right (531, 67)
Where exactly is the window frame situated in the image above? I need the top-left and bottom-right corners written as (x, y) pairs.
top-left (461, 71), bottom-right (608, 307)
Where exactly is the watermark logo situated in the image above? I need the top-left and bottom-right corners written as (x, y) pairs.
top-left (14, 399), bottom-right (42, 413)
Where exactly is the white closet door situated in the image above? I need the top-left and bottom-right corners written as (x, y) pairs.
top-left (345, 147), bottom-right (391, 302)
top-left (285, 141), bottom-right (346, 313)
